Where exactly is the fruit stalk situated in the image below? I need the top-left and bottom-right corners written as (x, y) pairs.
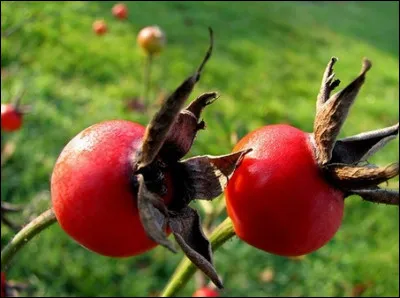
top-left (1, 209), bottom-right (57, 270)
top-left (160, 217), bottom-right (235, 297)
top-left (143, 53), bottom-right (154, 104)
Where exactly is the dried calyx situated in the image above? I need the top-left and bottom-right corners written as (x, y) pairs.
top-left (312, 57), bottom-right (399, 205)
top-left (130, 28), bottom-right (250, 289)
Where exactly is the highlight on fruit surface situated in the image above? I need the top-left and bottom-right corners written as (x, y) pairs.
top-left (50, 28), bottom-right (249, 289)
top-left (225, 57), bottom-right (399, 257)
top-left (137, 25), bottom-right (166, 56)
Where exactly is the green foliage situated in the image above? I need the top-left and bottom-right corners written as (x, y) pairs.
top-left (1, 1), bottom-right (398, 296)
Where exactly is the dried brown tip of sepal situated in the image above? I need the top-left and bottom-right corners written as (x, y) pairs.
top-left (348, 188), bottom-right (399, 205)
top-left (137, 174), bottom-right (177, 253)
top-left (169, 207), bottom-right (224, 289)
top-left (325, 162), bottom-right (399, 190)
top-left (136, 28), bottom-right (214, 171)
top-left (314, 58), bottom-right (372, 166)
top-left (186, 92), bottom-right (219, 119)
top-left (158, 92), bottom-right (219, 163)
top-left (331, 123), bottom-right (399, 164)
top-left (316, 56), bottom-right (340, 109)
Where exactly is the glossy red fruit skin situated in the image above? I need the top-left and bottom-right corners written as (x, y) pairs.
top-left (225, 124), bottom-right (344, 257)
top-left (192, 287), bottom-right (219, 297)
top-left (51, 120), bottom-right (173, 257)
top-left (112, 3), bottom-right (128, 19)
top-left (1, 104), bottom-right (22, 132)
top-left (93, 20), bottom-right (107, 35)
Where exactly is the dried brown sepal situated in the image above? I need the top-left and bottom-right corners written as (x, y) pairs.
top-left (348, 188), bottom-right (399, 205)
top-left (316, 57), bottom-right (340, 110)
top-left (314, 58), bottom-right (372, 165)
top-left (136, 28), bottom-right (214, 170)
top-left (331, 123), bottom-right (399, 164)
top-left (186, 92), bottom-right (219, 118)
top-left (179, 149), bottom-right (252, 200)
top-left (169, 207), bottom-right (223, 289)
top-left (137, 175), bottom-right (177, 253)
top-left (324, 163), bottom-right (399, 190)
top-left (159, 92), bottom-right (219, 163)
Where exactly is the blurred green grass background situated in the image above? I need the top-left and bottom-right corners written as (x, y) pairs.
top-left (1, 1), bottom-right (399, 297)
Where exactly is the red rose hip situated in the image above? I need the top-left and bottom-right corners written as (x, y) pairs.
top-left (51, 120), bottom-right (173, 257)
top-left (93, 20), bottom-right (107, 35)
top-left (1, 104), bottom-right (23, 132)
top-left (192, 287), bottom-right (219, 297)
top-left (225, 58), bottom-right (399, 257)
top-left (226, 124), bottom-right (344, 256)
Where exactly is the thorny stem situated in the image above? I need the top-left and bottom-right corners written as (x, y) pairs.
top-left (160, 217), bottom-right (235, 297)
top-left (1, 209), bottom-right (57, 270)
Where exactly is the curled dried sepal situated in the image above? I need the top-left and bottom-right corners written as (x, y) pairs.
top-left (348, 188), bottom-right (399, 205)
top-left (331, 123), bottom-right (399, 164)
top-left (314, 58), bottom-right (372, 165)
top-left (136, 28), bottom-right (214, 171)
top-left (316, 57), bottom-right (340, 110)
top-left (159, 92), bottom-right (219, 163)
top-left (137, 175), bottom-right (177, 253)
top-left (186, 92), bottom-right (219, 118)
top-left (179, 149), bottom-right (252, 201)
top-left (169, 207), bottom-right (223, 289)
top-left (325, 163), bottom-right (399, 190)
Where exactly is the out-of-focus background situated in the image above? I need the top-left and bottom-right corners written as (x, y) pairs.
top-left (1, 1), bottom-right (399, 297)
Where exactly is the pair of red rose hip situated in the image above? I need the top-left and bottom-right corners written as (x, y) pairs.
top-left (51, 29), bottom-right (399, 289)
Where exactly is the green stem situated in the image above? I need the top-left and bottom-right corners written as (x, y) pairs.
top-left (143, 53), bottom-right (154, 103)
top-left (160, 217), bottom-right (236, 297)
top-left (1, 208), bottom-right (57, 270)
